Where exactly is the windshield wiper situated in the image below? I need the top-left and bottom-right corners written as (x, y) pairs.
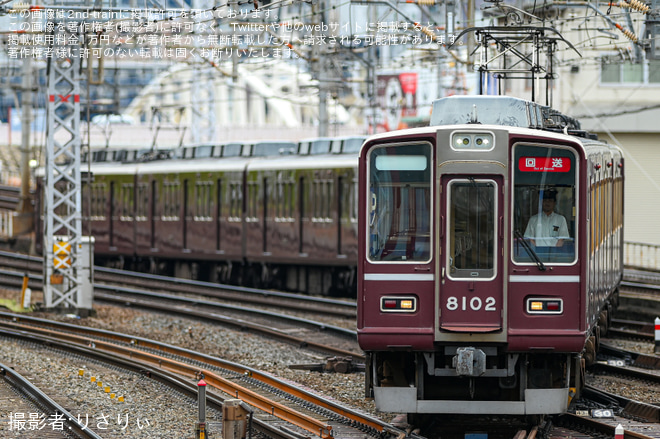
top-left (514, 229), bottom-right (546, 271)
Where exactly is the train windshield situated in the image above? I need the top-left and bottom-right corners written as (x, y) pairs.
top-left (367, 143), bottom-right (432, 262)
top-left (512, 144), bottom-right (577, 264)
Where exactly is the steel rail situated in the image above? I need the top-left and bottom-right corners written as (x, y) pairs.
top-left (0, 313), bottom-right (394, 438)
top-left (92, 285), bottom-right (357, 338)
top-left (0, 326), bottom-right (306, 439)
top-left (582, 385), bottom-right (660, 423)
top-left (0, 359), bottom-right (104, 439)
top-left (0, 319), bottom-right (335, 439)
top-left (91, 291), bottom-right (363, 359)
top-left (0, 268), bottom-right (363, 359)
top-left (599, 343), bottom-right (660, 370)
top-left (557, 413), bottom-right (658, 439)
top-left (589, 362), bottom-right (660, 384)
top-left (0, 250), bottom-right (357, 318)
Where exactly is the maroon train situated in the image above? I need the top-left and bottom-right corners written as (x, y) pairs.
top-left (357, 96), bottom-right (624, 417)
top-left (36, 137), bottom-right (365, 296)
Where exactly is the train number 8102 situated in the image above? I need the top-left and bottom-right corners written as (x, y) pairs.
top-left (446, 296), bottom-right (497, 311)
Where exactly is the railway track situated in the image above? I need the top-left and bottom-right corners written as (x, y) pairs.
top-left (0, 265), bottom-right (363, 360)
top-left (0, 358), bottom-right (103, 438)
top-left (553, 413), bottom-right (660, 439)
top-left (0, 313), bottom-right (407, 439)
top-left (599, 343), bottom-right (660, 371)
top-left (608, 319), bottom-right (656, 342)
top-left (590, 355), bottom-right (660, 386)
top-left (591, 341), bottom-right (660, 385)
top-left (0, 185), bottom-right (21, 211)
top-left (0, 250), bottom-right (658, 438)
top-left (0, 250), bottom-right (357, 320)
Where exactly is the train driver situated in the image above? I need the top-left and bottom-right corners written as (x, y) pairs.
top-left (524, 189), bottom-right (570, 247)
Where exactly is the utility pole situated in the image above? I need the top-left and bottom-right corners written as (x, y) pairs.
top-left (43, 26), bottom-right (93, 315)
top-left (312, 0), bottom-right (328, 137)
top-left (466, 0), bottom-right (475, 65)
top-left (14, 8), bottom-right (35, 237)
top-left (191, 0), bottom-right (216, 143)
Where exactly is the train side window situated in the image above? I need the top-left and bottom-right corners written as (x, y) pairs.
top-left (367, 142), bottom-right (432, 263)
top-left (228, 181), bottom-right (243, 221)
top-left (222, 144), bottom-right (243, 157)
top-left (162, 181), bottom-right (181, 221)
top-left (246, 181), bottom-right (259, 221)
top-left (120, 183), bottom-right (134, 221)
top-left (512, 144), bottom-right (577, 265)
top-left (90, 183), bottom-right (106, 220)
top-left (341, 137), bottom-right (366, 154)
top-left (194, 181), bottom-right (212, 221)
top-left (136, 183), bottom-right (148, 221)
top-left (274, 176), bottom-right (294, 220)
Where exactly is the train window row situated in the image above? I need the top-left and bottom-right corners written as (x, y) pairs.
top-left (85, 173), bottom-right (358, 227)
top-left (590, 172), bottom-right (623, 254)
top-left (84, 136), bottom-right (367, 164)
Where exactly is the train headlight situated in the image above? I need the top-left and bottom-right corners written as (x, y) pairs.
top-left (526, 298), bottom-right (563, 314)
top-left (381, 296), bottom-right (417, 313)
top-left (474, 136), bottom-right (490, 147)
top-left (451, 132), bottom-right (494, 151)
top-left (455, 137), bottom-right (471, 147)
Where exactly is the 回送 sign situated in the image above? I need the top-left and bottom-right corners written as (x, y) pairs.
top-left (519, 157), bottom-right (571, 172)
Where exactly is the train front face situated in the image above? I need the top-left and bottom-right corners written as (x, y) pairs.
top-left (357, 125), bottom-right (585, 416)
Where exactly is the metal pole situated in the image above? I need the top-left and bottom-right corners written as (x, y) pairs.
top-left (196, 379), bottom-right (207, 439)
top-left (18, 55), bottom-right (32, 215)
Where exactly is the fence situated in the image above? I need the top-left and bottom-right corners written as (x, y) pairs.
top-left (624, 241), bottom-right (660, 271)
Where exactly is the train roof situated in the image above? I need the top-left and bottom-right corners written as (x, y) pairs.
top-left (429, 95), bottom-right (588, 135)
top-left (88, 149), bottom-right (360, 176)
top-left (363, 119), bottom-right (621, 157)
top-left (84, 135), bottom-right (368, 163)
top-left (87, 155), bottom-right (250, 176)
top-left (246, 152), bottom-right (358, 171)
top-left (136, 156), bottom-right (252, 174)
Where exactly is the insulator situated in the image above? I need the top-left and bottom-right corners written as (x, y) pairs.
top-left (417, 0), bottom-right (436, 5)
top-left (621, 27), bottom-right (639, 42)
top-left (419, 25), bottom-right (437, 40)
top-left (620, 0), bottom-right (650, 13)
top-left (10, 2), bottom-right (29, 11)
top-left (615, 23), bottom-right (639, 42)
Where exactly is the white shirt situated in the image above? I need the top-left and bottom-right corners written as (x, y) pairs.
top-left (524, 211), bottom-right (570, 247)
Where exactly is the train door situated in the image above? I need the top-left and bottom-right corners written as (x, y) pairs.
top-left (439, 176), bottom-right (504, 332)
